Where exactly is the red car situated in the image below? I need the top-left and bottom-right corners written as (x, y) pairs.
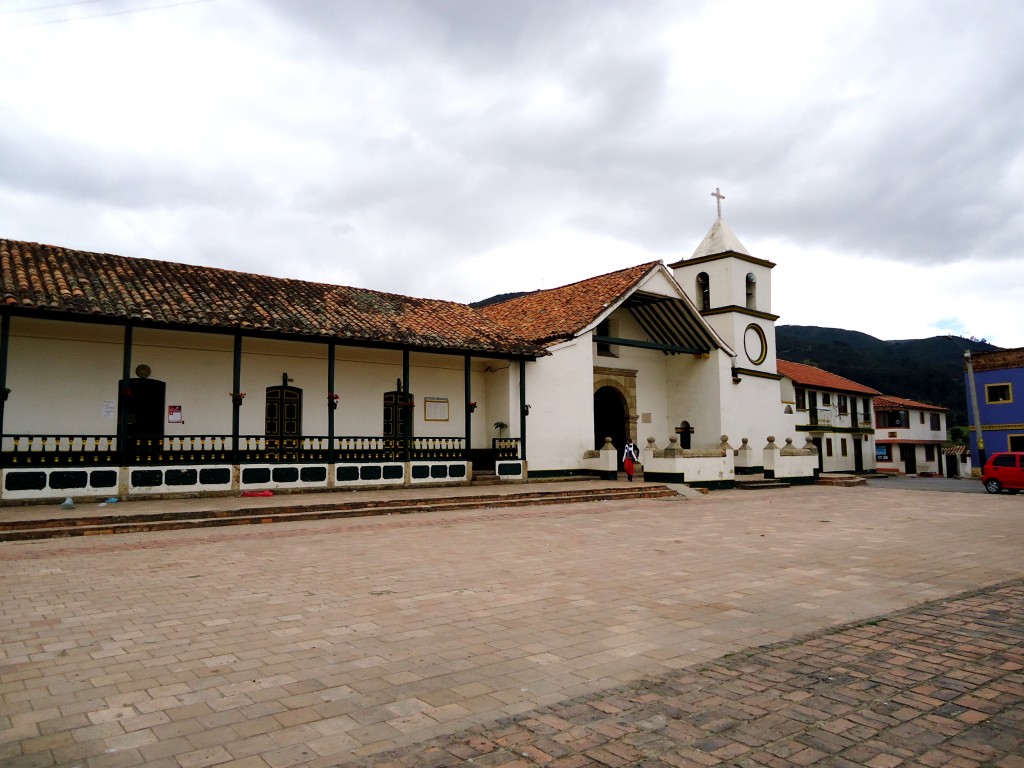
top-left (982, 452), bottom-right (1024, 494)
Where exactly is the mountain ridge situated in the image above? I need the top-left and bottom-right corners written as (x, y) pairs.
top-left (776, 325), bottom-right (1000, 428)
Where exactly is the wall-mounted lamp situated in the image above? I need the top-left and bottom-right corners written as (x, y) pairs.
top-left (523, 404), bottom-right (531, 416)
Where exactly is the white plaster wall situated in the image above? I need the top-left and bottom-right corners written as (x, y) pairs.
top-left (8, 318), bottom-right (128, 435)
top-left (407, 352), bottom-right (469, 439)
top-left (237, 337), bottom-right (336, 436)
top-left (703, 312), bottom-right (737, 352)
top-left (638, 269), bottom-right (682, 296)
top-left (900, 409), bottom-right (946, 441)
top-left (602, 310), bottom-right (671, 446)
top-left (719, 361), bottom-right (789, 449)
top-left (333, 347), bottom-right (403, 436)
top-left (772, 451), bottom-right (818, 479)
top-left (482, 363), bottom-right (513, 444)
top-left (860, 434), bottom-right (877, 471)
top-left (522, 337), bottom-right (593, 471)
top-left (754, 262), bottom-right (772, 313)
top-left (711, 260), bottom-right (737, 314)
top-left (131, 328), bottom-right (235, 434)
top-left (7, 318), bottom-right (509, 445)
top-left (665, 353), bottom-right (725, 450)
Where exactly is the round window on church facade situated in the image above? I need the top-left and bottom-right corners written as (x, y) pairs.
top-left (743, 323), bottom-right (767, 365)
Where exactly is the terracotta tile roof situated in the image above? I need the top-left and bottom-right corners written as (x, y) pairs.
top-left (776, 359), bottom-right (880, 395)
top-left (476, 262), bottom-right (661, 345)
top-left (873, 395), bottom-right (946, 412)
top-left (0, 239), bottom-right (546, 357)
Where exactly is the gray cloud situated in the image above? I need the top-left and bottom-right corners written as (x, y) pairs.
top-left (1, 0), bottom-right (1022, 344)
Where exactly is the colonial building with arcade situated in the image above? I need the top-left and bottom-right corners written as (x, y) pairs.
top-left (0, 202), bottom-right (847, 503)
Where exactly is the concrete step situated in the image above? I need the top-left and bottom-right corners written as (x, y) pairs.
top-left (469, 471), bottom-right (502, 486)
top-left (0, 485), bottom-right (680, 542)
top-left (816, 474), bottom-right (868, 487)
top-left (735, 479), bottom-right (791, 490)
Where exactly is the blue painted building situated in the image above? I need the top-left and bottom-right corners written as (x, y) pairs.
top-left (964, 348), bottom-right (1024, 465)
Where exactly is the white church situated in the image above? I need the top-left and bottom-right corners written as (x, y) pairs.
top-left (0, 196), bottom-right (871, 503)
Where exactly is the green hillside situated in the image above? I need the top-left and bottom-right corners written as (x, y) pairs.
top-left (775, 326), bottom-right (1000, 428)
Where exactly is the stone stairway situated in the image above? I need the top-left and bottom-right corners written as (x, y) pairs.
top-left (469, 469), bottom-right (502, 486)
top-left (0, 484), bottom-right (680, 542)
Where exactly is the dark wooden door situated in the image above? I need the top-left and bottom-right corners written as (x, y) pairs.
top-left (900, 444), bottom-right (917, 474)
top-left (121, 377), bottom-right (165, 459)
top-left (266, 386), bottom-right (302, 462)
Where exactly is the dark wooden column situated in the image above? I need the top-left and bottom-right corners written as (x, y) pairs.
top-left (464, 354), bottom-right (472, 454)
top-left (231, 333), bottom-right (242, 464)
top-left (327, 341), bottom-right (336, 456)
top-left (402, 349), bottom-right (411, 463)
top-left (118, 324), bottom-right (133, 464)
top-left (519, 357), bottom-right (527, 461)
top-left (0, 313), bottom-right (10, 436)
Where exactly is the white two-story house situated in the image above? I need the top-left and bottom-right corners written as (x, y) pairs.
top-left (873, 395), bottom-right (948, 476)
top-left (777, 360), bottom-right (880, 474)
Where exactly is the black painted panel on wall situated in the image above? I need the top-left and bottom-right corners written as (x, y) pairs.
top-left (497, 462), bottom-right (521, 476)
top-left (272, 467), bottom-right (299, 483)
top-left (360, 465), bottom-right (382, 481)
top-left (242, 467), bottom-right (271, 484)
top-left (90, 470), bottom-right (118, 488)
top-left (382, 465), bottom-right (403, 480)
top-left (411, 465), bottom-right (429, 479)
top-left (337, 466), bottom-right (359, 482)
top-left (430, 465), bottom-right (448, 479)
top-left (199, 468), bottom-right (231, 485)
top-left (5, 472), bottom-right (46, 491)
top-left (131, 469), bottom-right (163, 488)
top-left (165, 469), bottom-right (198, 486)
top-left (300, 466), bottom-right (327, 483)
top-left (49, 471), bottom-right (89, 490)
top-left (448, 465), bottom-right (466, 478)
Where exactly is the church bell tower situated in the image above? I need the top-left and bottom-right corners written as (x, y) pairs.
top-left (669, 188), bottom-right (779, 378)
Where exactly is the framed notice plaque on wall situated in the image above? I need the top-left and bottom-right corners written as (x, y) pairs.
top-left (424, 397), bottom-right (449, 421)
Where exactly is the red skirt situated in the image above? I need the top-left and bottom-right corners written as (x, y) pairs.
top-left (624, 457), bottom-right (635, 475)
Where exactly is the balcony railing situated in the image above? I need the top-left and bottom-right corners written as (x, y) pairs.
top-left (1, 433), bottom-right (489, 468)
top-left (809, 408), bottom-right (833, 427)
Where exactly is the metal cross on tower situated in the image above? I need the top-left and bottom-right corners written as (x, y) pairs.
top-left (711, 187), bottom-right (725, 218)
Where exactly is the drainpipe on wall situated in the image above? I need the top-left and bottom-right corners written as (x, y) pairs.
top-left (0, 313), bottom-right (9, 438)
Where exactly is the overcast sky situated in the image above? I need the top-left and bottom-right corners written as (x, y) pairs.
top-left (2, 0), bottom-right (1022, 348)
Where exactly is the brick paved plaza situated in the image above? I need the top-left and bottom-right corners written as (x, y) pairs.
top-left (1, 484), bottom-right (1022, 767)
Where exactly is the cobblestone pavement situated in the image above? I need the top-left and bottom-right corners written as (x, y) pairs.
top-left (353, 581), bottom-right (1024, 767)
top-left (1, 485), bottom-right (1022, 767)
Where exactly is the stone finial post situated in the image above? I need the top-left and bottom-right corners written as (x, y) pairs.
top-left (644, 436), bottom-right (657, 461)
top-left (734, 436), bottom-right (753, 468)
top-left (598, 436), bottom-right (617, 478)
top-left (763, 436), bottom-right (779, 475)
top-left (803, 436), bottom-right (818, 453)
